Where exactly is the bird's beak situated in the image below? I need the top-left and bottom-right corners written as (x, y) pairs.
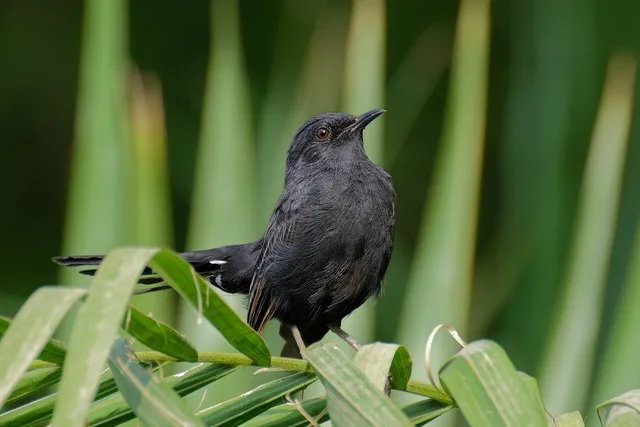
top-left (348, 108), bottom-right (386, 134)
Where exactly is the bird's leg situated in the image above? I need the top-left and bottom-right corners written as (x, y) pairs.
top-left (290, 325), bottom-right (307, 355)
top-left (329, 325), bottom-right (361, 351)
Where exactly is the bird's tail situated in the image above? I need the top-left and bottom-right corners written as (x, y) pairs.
top-left (52, 243), bottom-right (260, 294)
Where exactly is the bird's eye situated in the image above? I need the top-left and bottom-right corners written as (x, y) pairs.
top-left (315, 127), bottom-right (330, 140)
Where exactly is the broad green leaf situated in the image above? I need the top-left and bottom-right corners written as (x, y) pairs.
top-left (107, 339), bottom-right (204, 427)
top-left (304, 343), bottom-right (413, 426)
top-left (196, 371), bottom-right (317, 426)
top-left (597, 390), bottom-right (640, 426)
top-left (401, 399), bottom-right (454, 426)
top-left (150, 249), bottom-right (270, 366)
top-left (241, 396), bottom-right (329, 427)
top-left (0, 369), bottom-right (119, 427)
top-left (518, 372), bottom-right (555, 425)
top-left (0, 287), bottom-right (85, 407)
top-left (51, 247), bottom-right (159, 427)
top-left (439, 340), bottom-right (548, 426)
top-left (353, 342), bottom-right (412, 390)
top-left (5, 367), bottom-right (61, 405)
top-left (0, 316), bottom-right (67, 365)
top-left (123, 305), bottom-right (198, 361)
top-left (87, 361), bottom-right (236, 426)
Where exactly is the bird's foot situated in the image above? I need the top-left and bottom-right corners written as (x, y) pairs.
top-left (329, 325), bottom-right (361, 351)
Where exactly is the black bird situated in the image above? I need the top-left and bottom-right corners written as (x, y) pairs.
top-left (54, 109), bottom-right (396, 358)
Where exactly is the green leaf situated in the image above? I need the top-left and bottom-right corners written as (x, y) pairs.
top-left (0, 368), bottom-right (120, 427)
top-left (5, 367), bottom-right (61, 405)
top-left (241, 396), bottom-right (329, 427)
top-left (0, 287), bottom-right (86, 407)
top-left (439, 340), bottom-right (548, 426)
top-left (51, 247), bottom-right (159, 427)
top-left (540, 51), bottom-right (637, 413)
top-left (397, 0), bottom-right (492, 400)
top-left (123, 305), bottom-right (198, 362)
top-left (0, 316), bottom-right (67, 365)
top-left (107, 339), bottom-right (205, 427)
top-left (597, 390), bottom-right (640, 426)
top-left (304, 343), bottom-right (413, 426)
top-left (353, 342), bottom-right (412, 390)
top-left (401, 399), bottom-right (454, 426)
top-left (87, 360), bottom-right (236, 426)
top-left (149, 248), bottom-right (271, 366)
top-left (196, 371), bottom-right (316, 426)
top-left (553, 412), bottom-right (585, 426)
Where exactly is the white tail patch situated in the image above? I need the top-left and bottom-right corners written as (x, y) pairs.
top-left (209, 260), bottom-right (227, 265)
top-left (214, 273), bottom-right (223, 288)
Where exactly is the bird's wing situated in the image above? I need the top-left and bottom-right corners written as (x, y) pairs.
top-left (247, 192), bottom-right (298, 332)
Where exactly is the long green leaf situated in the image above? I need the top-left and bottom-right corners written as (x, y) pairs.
top-left (196, 372), bottom-right (316, 426)
top-left (123, 305), bottom-right (198, 362)
top-left (540, 52), bottom-right (636, 412)
top-left (353, 342), bottom-right (412, 390)
top-left (5, 367), bottom-right (61, 405)
top-left (0, 368), bottom-right (119, 427)
top-left (597, 390), bottom-right (640, 426)
top-left (0, 287), bottom-right (85, 407)
top-left (304, 343), bottom-right (412, 426)
top-left (149, 249), bottom-right (270, 365)
top-left (589, 225), bottom-right (640, 423)
top-left (241, 397), bottom-right (329, 427)
top-left (340, 0), bottom-right (386, 346)
top-left (244, 396), bottom-right (452, 427)
top-left (51, 247), bottom-right (159, 426)
top-left (439, 340), bottom-right (548, 426)
top-left (397, 0), bottom-right (491, 404)
top-left (401, 399), bottom-right (454, 426)
top-left (87, 362), bottom-right (237, 426)
top-left (178, 0), bottom-right (261, 405)
top-left (0, 316), bottom-right (67, 365)
top-left (107, 339), bottom-right (204, 427)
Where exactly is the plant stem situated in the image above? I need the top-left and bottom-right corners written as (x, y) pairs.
top-left (135, 351), bottom-right (454, 405)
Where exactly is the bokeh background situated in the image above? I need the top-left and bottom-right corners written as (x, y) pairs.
top-left (1, 0), bottom-right (639, 424)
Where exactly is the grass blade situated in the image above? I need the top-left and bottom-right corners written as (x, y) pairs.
top-left (149, 249), bottom-right (270, 365)
top-left (353, 342), bottom-right (412, 390)
top-left (87, 362), bottom-right (236, 426)
top-left (597, 390), bottom-right (640, 426)
top-left (539, 51), bottom-right (637, 412)
top-left (439, 340), bottom-right (548, 426)
top-left (5, 367), bottom-right (61, 405)
top-left (0, 287), bottom-right (85, 407)
top-left (196, 372), bottom-right (316, 426)
top-left (107, 339), bottom-right (204, 427)
top-left (397, 0), bottom-right (491, 392)
top-left (51, 247), bottom-right (159, 426)
top-left (0, 316), bottom-right (67, 365)
top-left (304, 343), bottom-right (412, 426)
top-left (123, 305), bottom-right (198, 362)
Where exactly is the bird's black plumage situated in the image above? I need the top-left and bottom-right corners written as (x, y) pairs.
top-left (53, 109), bottom-right (396, 357)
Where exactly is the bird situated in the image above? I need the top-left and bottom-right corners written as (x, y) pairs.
top-left (53, 109), bottom-right (396, 359)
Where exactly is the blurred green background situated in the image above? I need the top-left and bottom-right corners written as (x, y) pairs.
top-left (1, 0), bottom-right (639, 423)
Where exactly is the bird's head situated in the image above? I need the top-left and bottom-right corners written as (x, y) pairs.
top-left (285, 109), bottom-right (385, 173)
